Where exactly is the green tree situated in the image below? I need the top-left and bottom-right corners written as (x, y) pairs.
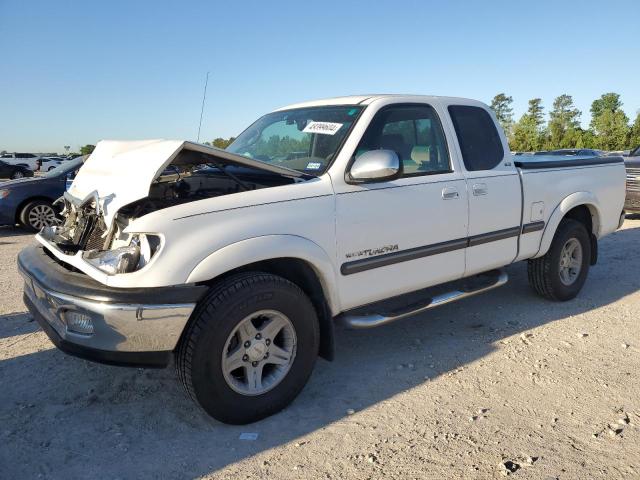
top-left (80, 144), bottom-right (95, 155)
top-left (547, 94), bottom-right (581, 149)
top-left (211, 137), bottom-right (235, 149)
top-left (490, 93), bottom-right (514, 139)
top-left (590, 93), bottom-right (629, 150)
top-left (511, 98), bottom-right (546, 151)
top-left (628, 111), bottom-right (640, 149)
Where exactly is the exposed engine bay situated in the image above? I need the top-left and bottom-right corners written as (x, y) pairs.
top-left (119, 149), bottom-right (297, 221)
top-left (40, 144), bottom-right (304, 275)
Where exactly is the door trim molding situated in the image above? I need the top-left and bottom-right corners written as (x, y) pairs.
top-left (340, 223), bottom-right (544, 276)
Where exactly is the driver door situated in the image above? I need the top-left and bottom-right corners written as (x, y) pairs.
top-left (333, 103), bottom-right (469, 311)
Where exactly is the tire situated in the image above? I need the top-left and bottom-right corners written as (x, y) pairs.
top-left (19, 200), bottom-right (57, 232)
top-left (176, 272), bottom-right (320, 424)
top-left (527, 218), bottom-right (591, 301)
top-left (10, 171), bottom-right (24, 179)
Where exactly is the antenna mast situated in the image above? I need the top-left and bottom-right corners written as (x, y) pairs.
top-left (197, 71), bottom-right (210, 143)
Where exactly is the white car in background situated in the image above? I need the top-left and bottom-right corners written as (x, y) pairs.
top-left (40, 157), bottom-right (64, 171)
top-left (0, 152), bottom-right (39, 170)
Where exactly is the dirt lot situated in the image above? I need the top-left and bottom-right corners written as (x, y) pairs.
top-left (1, 219), bottom-right (640, 479)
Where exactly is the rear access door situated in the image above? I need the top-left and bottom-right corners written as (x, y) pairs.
top-left (446, 104), bottom-right (521, 276)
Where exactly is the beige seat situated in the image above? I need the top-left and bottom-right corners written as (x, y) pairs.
top-left (405, 146), bottom-right (429, 173)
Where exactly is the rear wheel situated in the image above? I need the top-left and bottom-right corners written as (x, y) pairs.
top-left (176, 272), bottom-right (319, 424)
top-left (10, 171), bottom-right (24, 179)
top-left (527, 218), bottom-right (591, 301)
top-left (19, 200), bottom-right (57, 232)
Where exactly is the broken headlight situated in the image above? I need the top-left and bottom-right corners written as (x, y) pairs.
top-left (83, 234), bottom-right (161, 275)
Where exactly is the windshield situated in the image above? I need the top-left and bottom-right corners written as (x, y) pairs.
top-left (226, 105), bottom-right (363, 174)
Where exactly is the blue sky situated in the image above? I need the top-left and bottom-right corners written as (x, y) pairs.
top-left (1, 0), bottom-right (638, 153)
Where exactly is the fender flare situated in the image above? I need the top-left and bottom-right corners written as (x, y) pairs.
top-left (186, 234), bottom-right (340, 314)
top-left (533, 191), bottom-right (602, 258)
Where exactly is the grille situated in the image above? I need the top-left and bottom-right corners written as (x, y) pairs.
top-left (85, 224), bottom-right (107, 250)
top-left (626, 167), bottom-right (640, 192)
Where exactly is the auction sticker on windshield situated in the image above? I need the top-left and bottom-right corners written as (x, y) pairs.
top-left (303, 121), bottom-right (343, 135)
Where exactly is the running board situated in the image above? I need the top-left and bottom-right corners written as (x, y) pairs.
top-left (339, 269), bottom-right (508, 329)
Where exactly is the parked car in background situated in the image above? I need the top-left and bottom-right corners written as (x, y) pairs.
top-left (545, 149), bottom-right (604, 156)
top-left (624, 146), bottom-right (640, 213)
top-left (0, 160), bottom-right (34, 180)
top-left (39, 157), bottom-right (64, 171)
top-left (0, 157), bottom-right (83, 230)
top-left (606, 150), bottom-right (631, 157)
top-left (0, 152), bottom-right (41, 170)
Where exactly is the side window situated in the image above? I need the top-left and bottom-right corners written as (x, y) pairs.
top-left (356, 104), bottom-right (451, 176)
top-left (448, 105), bottom-right (504, 171)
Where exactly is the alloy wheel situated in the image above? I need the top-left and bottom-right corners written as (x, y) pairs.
top-left (221, 309), bottom-right (297, 396)
top-left (558, 237), bottom-right (582, 286)
top-left (28, 204), bottom-right (57, 230)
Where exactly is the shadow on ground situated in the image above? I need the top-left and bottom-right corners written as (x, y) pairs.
top-left (1, 226), bottom-right (639, 478)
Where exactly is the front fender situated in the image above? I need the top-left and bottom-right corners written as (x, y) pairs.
top-left (186, 235), bottom-right (341, 314)
top-left (534, 191), bottom-right (601, 258)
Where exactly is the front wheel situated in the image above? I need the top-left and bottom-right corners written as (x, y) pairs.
top-left (10, 171), bottom-right (24, 179)
top-left (527, 218), bottom-right (591, 301)
top-left (176, 272), bottom-right (319, 424)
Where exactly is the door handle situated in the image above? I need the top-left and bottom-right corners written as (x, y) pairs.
top-left (442, 187), bottom-right (459, 200)
top-left (472, 183), bottom-right (488, 196)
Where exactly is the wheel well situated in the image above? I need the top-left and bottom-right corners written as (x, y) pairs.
top-left (14, 196), bottom-right (55, 224)
top-left (563, 204), bottom-right (598, 265)
top-left (209, 258), bottom-right (335, 361)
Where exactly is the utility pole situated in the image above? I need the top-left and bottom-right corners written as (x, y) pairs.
top-left (197, 71), bottom-right (210, 143)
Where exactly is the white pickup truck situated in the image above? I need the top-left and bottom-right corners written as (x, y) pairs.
top-left (18, 95), bottom-right (626, 424)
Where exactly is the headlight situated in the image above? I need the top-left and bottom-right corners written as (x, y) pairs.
top-left (0, 189), bottom-right (10, 199)
top-left (84, 244), bottom-right (140, 275)
top-left (83, 234), bottom-right (161, 275)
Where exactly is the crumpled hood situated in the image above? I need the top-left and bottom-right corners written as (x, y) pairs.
top-left (68, 139), bottom-right (307, 226)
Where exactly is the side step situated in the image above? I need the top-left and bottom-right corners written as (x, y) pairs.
top-left (339, 269), bottom-right (508, 329)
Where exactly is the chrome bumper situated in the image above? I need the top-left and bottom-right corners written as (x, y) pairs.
top-left (17, 244), bottom-right (206, 367)
top-left (22, 274), bottom-right (195, 354)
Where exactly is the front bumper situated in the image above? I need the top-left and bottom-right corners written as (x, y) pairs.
top-left (18, 245), bottom-right (208, 368)
top-left (624, 190), bottom-right (640, 213)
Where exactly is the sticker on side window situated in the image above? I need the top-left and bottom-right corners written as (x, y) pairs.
top-left (303, 121), bottom-right (343, 135)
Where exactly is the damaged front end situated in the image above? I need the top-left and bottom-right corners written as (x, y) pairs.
top-left (42, 191), bottom-right (162, 276)
top-left (37, 139), bottom-right (309, 280)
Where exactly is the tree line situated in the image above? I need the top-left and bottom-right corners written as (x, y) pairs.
top-left (491, 92), bottom-right (640, 152)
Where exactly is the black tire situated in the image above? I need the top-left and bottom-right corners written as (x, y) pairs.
top-left (10, 171), bottom-right (25, 179)
top-left (527, 218), bottom-right (591, 301)
top-left (19, 200), bottom-right (57, 232)
top-left (176, 272), bottom-right (319, 424)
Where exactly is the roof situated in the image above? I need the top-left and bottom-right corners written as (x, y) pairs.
top-left (275, 94), bottom-right (483, 111)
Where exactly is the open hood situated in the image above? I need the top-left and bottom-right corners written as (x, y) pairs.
top-left (68, 139), bottom-right (309, 226)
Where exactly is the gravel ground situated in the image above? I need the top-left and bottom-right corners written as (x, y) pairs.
top-left (1, 219), bottom-right (640, 479)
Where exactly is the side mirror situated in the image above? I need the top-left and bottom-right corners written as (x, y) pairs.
top-left (348, 149), bottom-right (401, 183)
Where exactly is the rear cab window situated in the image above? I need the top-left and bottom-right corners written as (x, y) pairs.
top-left (448, 105), bottom-right (504, 171)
